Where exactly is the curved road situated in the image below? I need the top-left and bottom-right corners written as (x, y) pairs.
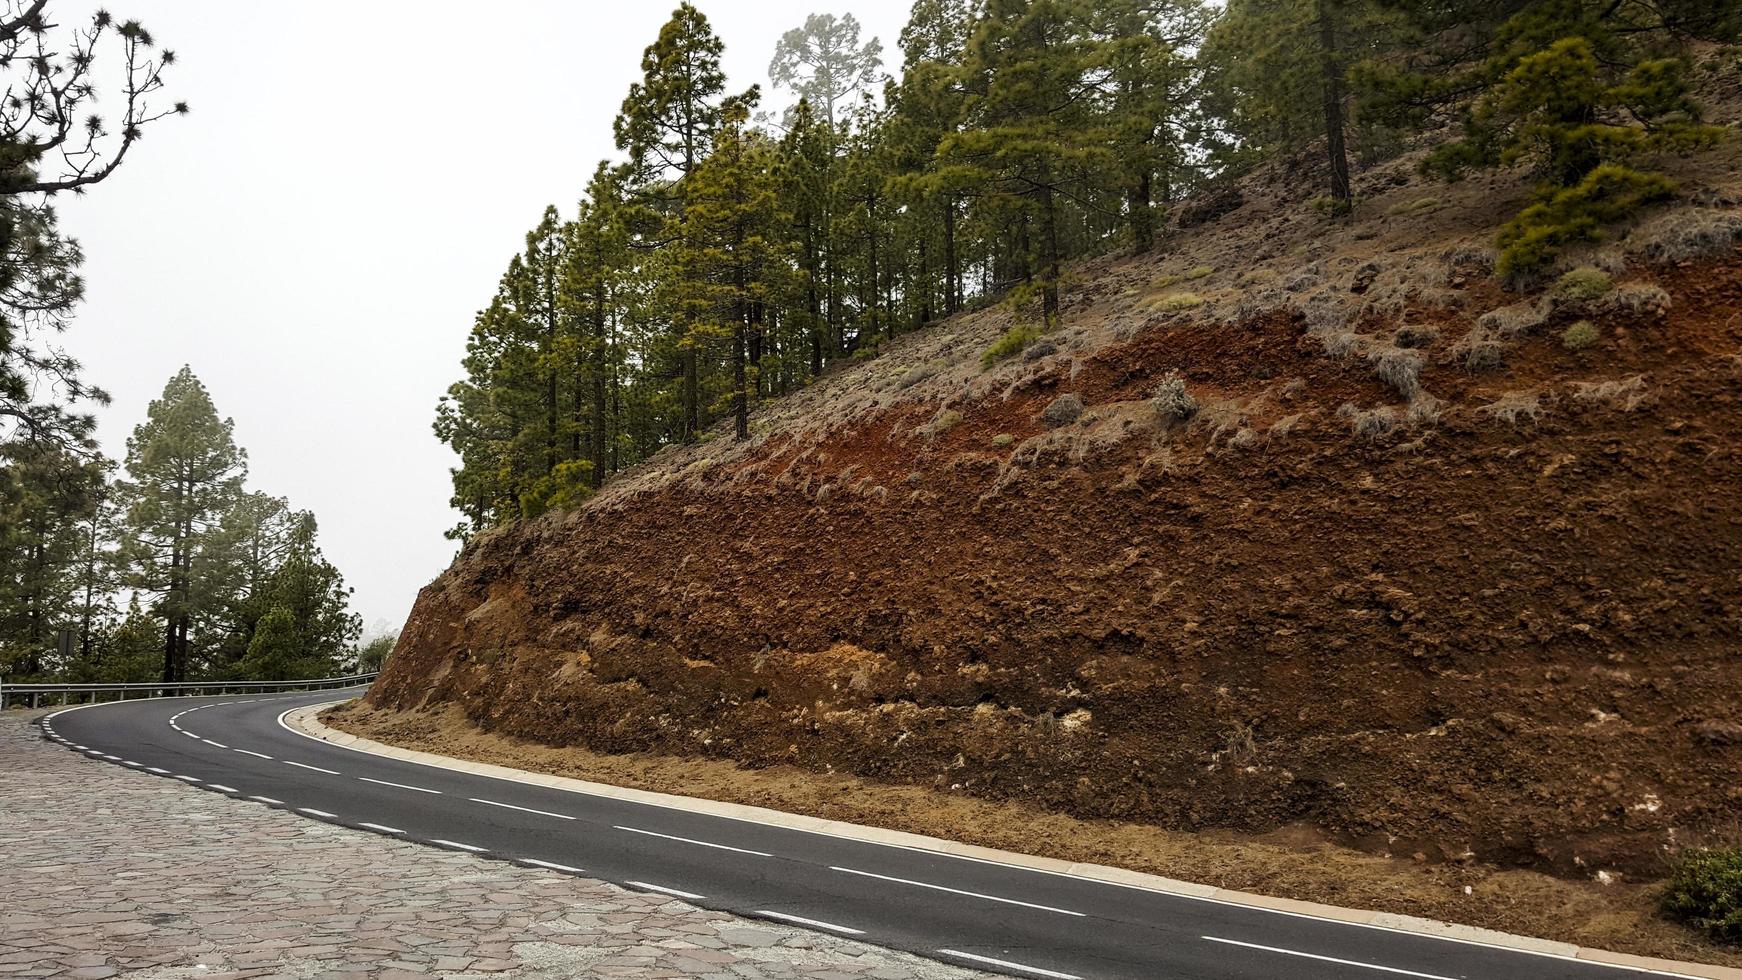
top-left (39, 690), bottom-right (1712, 980)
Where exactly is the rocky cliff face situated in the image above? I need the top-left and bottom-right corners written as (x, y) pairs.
top-left (372, 139), bottom-right (1742, 880)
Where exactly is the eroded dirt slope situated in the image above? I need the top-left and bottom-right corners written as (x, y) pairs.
top-left (370, 116), bottom-right (1742, 886)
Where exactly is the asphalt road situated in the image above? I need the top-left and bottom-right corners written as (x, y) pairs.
top-left (40, 689), bottom-right (1708, 980)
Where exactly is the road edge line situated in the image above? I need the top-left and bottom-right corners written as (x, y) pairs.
top-left (282, 702), bottom-right (1742, 980)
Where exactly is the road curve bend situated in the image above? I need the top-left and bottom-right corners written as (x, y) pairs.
top-left (40, 691), bottom-right (1733, 980)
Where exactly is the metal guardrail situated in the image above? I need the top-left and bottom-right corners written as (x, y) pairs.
top-left (0, 672), bottom-right (378, 710)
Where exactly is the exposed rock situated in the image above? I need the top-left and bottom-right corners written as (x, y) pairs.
top-left (1041, 394), bottom-right (1084, 428)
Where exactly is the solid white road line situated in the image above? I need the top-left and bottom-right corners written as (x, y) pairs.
top-left (625, 881), bottom-right (704, 900)
top-left (614, 825), bottom-right (771, 857)
top-left (299, 808), bottom-right (339, 818)
top-left (829, 866), bottom-right (1085, 917)
top-left (283, 761), bottom-right (340, 775)
top-left (430, 839), bottom-right (488, 853)
top-left (469, 798), bottom-right (573, 819)
top-left (201, 739), bottom-right (229, 748)
top-left (936, 949), bottom-right (1081, 979)
top-left (248, 796), bottom-right (284, 805)
top-left (206, 784), bottom-right (239, 793)
top-left (359, 823), bottom-right (405, 834)
top-left (522, 859), bottom-right (586, 874)
top-left (234, 749), bottom-right (273, 759)
top-left (753, 910), bottom-right (865, 935)
top-left (1201, 936), bottom-right (1461, 980)
top-left (358, 776), bottom-right (442, 795)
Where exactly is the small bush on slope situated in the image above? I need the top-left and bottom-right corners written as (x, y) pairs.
top-left (1660, 847), bottom-right (1742, 944)
top-left (981, 323), bottom-right (1044, 369)
top-left (1562, 320), bottom-right (1600, 350)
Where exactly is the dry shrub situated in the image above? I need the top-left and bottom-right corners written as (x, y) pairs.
top-left (1268, 413), bottom-right (1303, 439)
top-left (1450, 328), bottom-right (1506, 373)
top-left (1393, 323), bottom-right (1440, 349)
top-left (1477, 302), bottom-right (1547, 338)
top-left (1625, 209), bottom-right (1742, 264)
top-left (1367, 345), bottom-right (1424, 398)
top-left (1571, 375), bottom-right (1650, 411)
top-left (1407, 392), bottom-right (1443, 426)
top-left (1604, 283), bottom-right (1671, 319)
top-left (1151, 371), bottom-right (1199, 423)
top-left (1480, 391), bottom-right (1544, 427)
top-left (1319, 330), bottom-right (1362, 360)
top-left (1339, 402), bottom-right (1399, 441)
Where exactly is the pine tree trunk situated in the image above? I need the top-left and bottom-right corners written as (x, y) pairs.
top-left (943, 196), bottom-right (960, 316)
top-left (1041, 185), bottom-right (1061, 323)
top-left (866, 193), bottom-right (881, 342)
top-left (805, 218), bottom-right (823, 375)
top-left (1130, 170), bottom-right (1154, 252)
top-left (591, 269), bottom-right (609, 491)
top-left (1318, 0), bottom-right (1352, 212)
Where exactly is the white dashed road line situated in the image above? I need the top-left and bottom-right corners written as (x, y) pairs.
top-left (625, 881), bottom-right (704, 900)
top-left (298, 808), bottom-right (338, 818)
top-left (233, 749), bottom-right (273, 759)
top-left (615, 825), bottom-right (772, 857)
top-left (145, 767), bottom-right (170, 774)
top-left (206, 784), bottom-right (239, 793)
top-left (201, 739), bottom-right (228, 748)
top-left (829, 867), bottom-right (1085, 917)
top-left (430, 839), bottom-right (488, 853)
top-left (248, 796), bottom-right (284, 805)
top-left (358, 776), bottom-right (441, 795)
top-left (754, 911), bottom-right (865, 935)
top-left (171, 775), bottom-right (201, 783)
top-left (1200, 936), bottom-right (1460, 980)
top-left (283, 761), bottom-right (340, 775)
top-left (359, 823), bottom-right (405, 835)
top-left (521, 859), bottom-right (586, 874)
top-left (470, 798), bottom-right (573, 820)
top-left (936, 949), bottom-right (1081, 979)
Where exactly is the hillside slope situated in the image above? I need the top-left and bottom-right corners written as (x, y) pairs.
top-left (367, 116), bottom-right (1742, 888)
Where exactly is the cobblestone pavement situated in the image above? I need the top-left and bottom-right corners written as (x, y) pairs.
top-left (0, 710), bottom-right (988, 980)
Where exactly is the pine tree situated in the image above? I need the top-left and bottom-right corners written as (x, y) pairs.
top-left (615, 2), bottom-right (728, 443)
top-left (1361, 0), bottom-right (1738, 276)
top-left (238, 513), bottom-right (360, 682)
top-left (942, 0), bottom-right (1113, 322)
top-left (118, 367), bottom-right (246, 683)
top-left (1201, 0), bottom-right (1406, 214)
top-left (768, 13), bottom-right (885, 128)
top-left (675, 100), bottom-right (789, 441)
top-left (0, 439), bottom-right (106, 678)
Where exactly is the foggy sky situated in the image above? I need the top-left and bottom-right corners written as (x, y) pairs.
top-left (54, 1), bottom-right (907, 637)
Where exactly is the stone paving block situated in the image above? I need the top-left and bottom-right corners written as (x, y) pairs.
top-left (0, 711), bottom-right (988, 979)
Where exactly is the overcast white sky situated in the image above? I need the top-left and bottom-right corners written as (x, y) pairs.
top-left (55, 1), bottom-right (907, 637)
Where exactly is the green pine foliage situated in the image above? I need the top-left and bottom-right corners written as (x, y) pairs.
top-left (1362, 0), bottom-right (1737, 277)
top-left (0, 367), bottom-right (366, 685)
top-left (435, 0), bottom-right (1739, 541)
